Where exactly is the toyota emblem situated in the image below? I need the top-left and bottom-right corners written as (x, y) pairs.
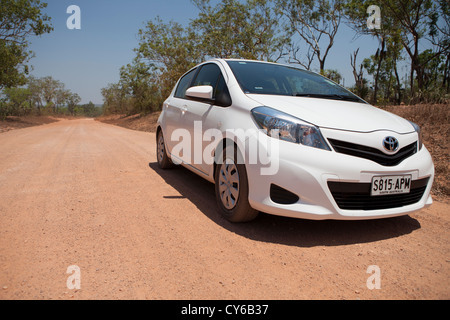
top-left (383, 136), bottom-right (399, 152)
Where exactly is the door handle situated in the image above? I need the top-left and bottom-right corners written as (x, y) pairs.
top-left (181, 105), bottom-right (188, 114)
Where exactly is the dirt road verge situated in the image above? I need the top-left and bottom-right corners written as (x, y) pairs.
top-left (0, 116), bottom-right (60, 133)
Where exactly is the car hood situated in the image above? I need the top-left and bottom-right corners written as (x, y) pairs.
top-left (247, 94), bottom-right (414, 133)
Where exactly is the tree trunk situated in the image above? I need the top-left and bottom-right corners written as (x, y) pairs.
top-left (319, 59), bottom-right (325, 75)
top-left (443, 54), bottom-right (450, 93)
top-left (373, 37), bottom-right (386, 105)
top-left (393, 58), bottom-right (402, 104)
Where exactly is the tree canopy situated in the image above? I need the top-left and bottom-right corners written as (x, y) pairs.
top-left (2, 0), bottom-right (448, 117)
top-left (0, 0), bottom-right (53, 89)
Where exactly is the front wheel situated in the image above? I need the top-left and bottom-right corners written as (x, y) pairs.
top-left (215, 145), bottom-right (258, 223)
top-left (156, 129), bottom-right (174, 169)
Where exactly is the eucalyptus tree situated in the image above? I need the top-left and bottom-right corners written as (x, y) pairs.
top-left (191, 0), bottom-right (289, 61)
top-left (135, 17), bottom-right (204, 102)
top-left (0, 0), bottom-right (53, 89)
top-left (345, 0), bottom-right (449, 102)
top-left (276, 0), bottom-right (345, 73)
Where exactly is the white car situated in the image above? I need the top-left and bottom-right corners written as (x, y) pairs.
top-left (156, 59), bottom-right (434, 222)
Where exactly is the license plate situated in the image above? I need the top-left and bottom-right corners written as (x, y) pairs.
top-left (371, 175), bottom-right (412, 196)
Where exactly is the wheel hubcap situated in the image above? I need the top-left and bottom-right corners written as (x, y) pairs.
top-left (157, 133), bottom-right (165, 163)
top-left (218, 160), bottom-right (240, 210)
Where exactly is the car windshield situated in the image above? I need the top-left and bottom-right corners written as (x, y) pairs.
top-left (226, 61), bottom-right (364, 103)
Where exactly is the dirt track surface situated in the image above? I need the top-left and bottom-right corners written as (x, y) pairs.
top-left (0, 119), bottom-right (448, 300)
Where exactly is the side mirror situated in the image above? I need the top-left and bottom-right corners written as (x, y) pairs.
top-left (186, 85), bottom-right (214, 101)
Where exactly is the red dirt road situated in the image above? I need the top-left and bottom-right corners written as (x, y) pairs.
top-left (0, 119), bottom-right (448, 300)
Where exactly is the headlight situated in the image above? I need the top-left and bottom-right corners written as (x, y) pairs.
top-left (251, 106), bottom-right (331, 151)
top-left (409, 121), bottom-right (423, 150)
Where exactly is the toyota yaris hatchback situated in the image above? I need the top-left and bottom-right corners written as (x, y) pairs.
top-left (156, 59), bottom-right (434, 222)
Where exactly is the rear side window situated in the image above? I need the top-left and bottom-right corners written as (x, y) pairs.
top-left (174, 68), bottom-right (197, 98)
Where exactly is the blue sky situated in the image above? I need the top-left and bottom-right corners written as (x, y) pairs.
top-left (28, 0), bottom-right (382, 105)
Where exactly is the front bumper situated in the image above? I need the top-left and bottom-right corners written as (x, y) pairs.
top-left (244, 133), bottom-right (434, 220)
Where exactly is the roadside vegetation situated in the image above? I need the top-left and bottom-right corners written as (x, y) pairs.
top-left (1, 0), bottom-right (448, 198)
top-left (1, 0), bottom-right (448, 116)
top-left (100, 0), bottom-right (449, 115)
top-left (0, 75), bottom-right (102, 120)
top-left (0, 0), bottom-right (101, 120)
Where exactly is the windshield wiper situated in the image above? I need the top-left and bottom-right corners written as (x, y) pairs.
top-left (294, 93), bottom-right (362, 102)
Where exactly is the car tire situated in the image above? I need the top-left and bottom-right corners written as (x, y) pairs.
top-left (156, 129), bottom-right (174, 169)
top-left (215, 145), bottom-right (258, 223)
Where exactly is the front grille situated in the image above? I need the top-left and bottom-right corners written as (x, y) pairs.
top-left (328, 139), bottom-right (417, 167)
top-left (328, 178), bottom-right (429, 211)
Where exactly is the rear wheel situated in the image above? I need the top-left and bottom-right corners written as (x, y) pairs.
top-left (215, 145), bottom-right (258, 222)
top-left (156, 129), bottom-right (173, 169)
